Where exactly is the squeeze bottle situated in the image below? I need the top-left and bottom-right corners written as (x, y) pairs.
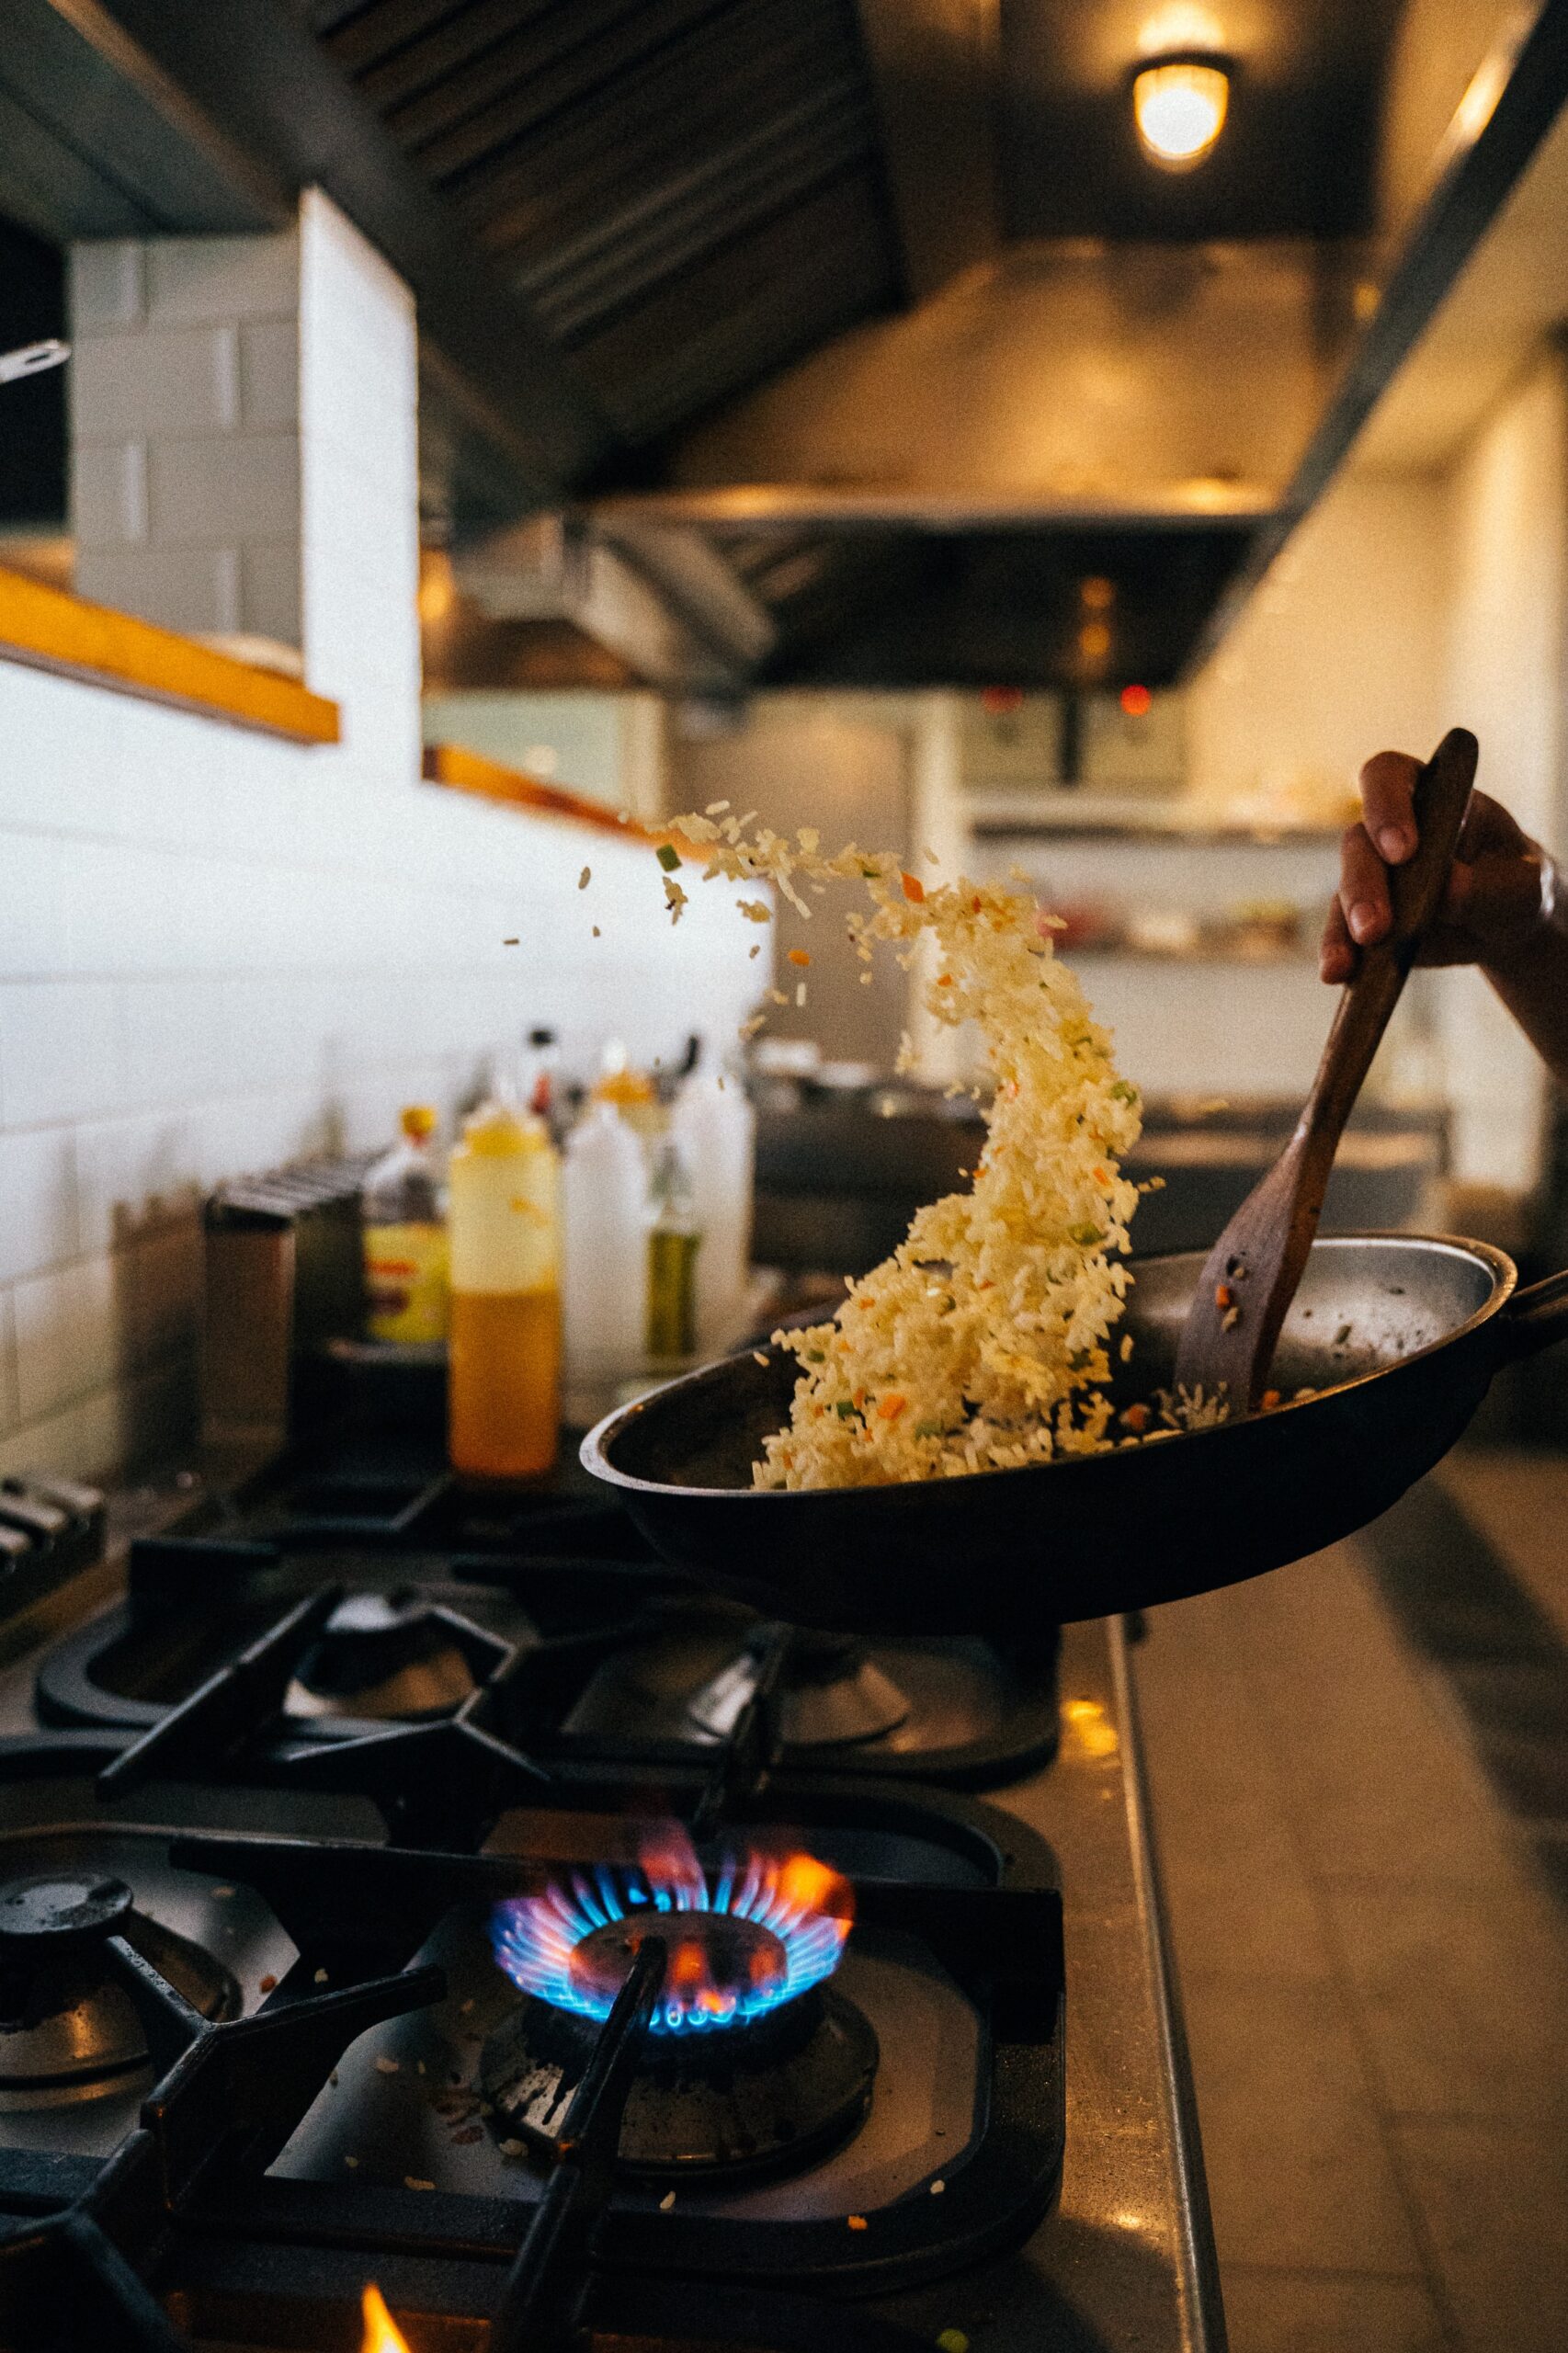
top-left (562, 1101), bottom-right (649, 1423)
top-left (448, 1092), bottom-right (560, 1478)
top-left (673, 1060), bottom-right (756, 1351)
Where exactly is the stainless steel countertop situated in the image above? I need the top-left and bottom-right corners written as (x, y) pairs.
top-left (879, 1612), bottom-right (1226, 2351)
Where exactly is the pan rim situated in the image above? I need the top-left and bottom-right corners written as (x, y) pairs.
top-left (580, 1230), bottom-right (1519, 1504)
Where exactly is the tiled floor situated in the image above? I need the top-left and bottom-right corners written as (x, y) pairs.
top-left (1133, 1446), bottom-right (1568, 2353)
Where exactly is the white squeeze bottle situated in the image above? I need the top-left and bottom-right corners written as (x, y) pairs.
top-left (673, 1051), bottom-right (756, 1352)
top-left (562, 1101), bottom-right (649, 1423)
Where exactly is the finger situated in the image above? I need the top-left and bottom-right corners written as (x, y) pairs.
top-left (1358, 751), bottom-right (1422, 865)
top-left (1338, 823), bottom-right (1393, 947)
top-left (1320, 895), bottom-right (1355, 983)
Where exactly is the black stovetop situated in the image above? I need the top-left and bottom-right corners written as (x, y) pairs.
top-left (36, 1430), bottom-right (1062, 1807)
top-left (0, 1428), bottom-right (1080, 2353)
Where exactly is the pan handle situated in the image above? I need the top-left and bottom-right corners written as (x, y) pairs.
top-left (1502, 1268), bottom-right (1568, 1358)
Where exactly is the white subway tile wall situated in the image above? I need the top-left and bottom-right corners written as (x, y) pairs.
top-left (70, 222), bottom-right (304, 645)
top-left (0, 193), bottom-right (758, 1483)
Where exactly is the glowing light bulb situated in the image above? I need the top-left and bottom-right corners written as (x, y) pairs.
top-left (1133, 59), bottom-right (1230, 167)
top-left (362, 2284), bottom-right (414, 2353)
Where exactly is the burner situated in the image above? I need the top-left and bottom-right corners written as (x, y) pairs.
top-left (0, 1873), bottom-right (239, 2109)
top-left (687, 1631), bottom-right (911, 1749)
top-left (284, 1593), bottom-right (479, 1721)
top-left (483, 1824), bottom-right (877, 2178)
top-left (489, 1827), bottom-right (851, 2035)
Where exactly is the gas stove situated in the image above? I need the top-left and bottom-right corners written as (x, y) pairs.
top-left (36, 1432), bottom-right (1062, 1803)
top-left (0, 1422), bottom-right (1219, 2353)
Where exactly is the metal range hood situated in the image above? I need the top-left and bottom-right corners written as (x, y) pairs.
top-left (6, 0), bottom-right (1567, 693)
top-left (443, 232), bottom-right (1334, 692)
top-left (472, 236), bottom-right (1341, 694)
top-left (447, 1), bottom-right (1568, 695)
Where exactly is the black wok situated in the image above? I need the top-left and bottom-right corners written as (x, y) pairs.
top-left (582, 1233), bottom-right (1568, 1634)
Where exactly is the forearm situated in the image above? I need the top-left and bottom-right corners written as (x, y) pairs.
top-left (1483, 862), bottom-right (1568, 1093)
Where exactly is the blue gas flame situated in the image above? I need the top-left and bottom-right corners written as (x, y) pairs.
top-left (488, 1836), bottom-right (850, 2036)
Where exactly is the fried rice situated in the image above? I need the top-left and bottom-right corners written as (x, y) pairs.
top-left (657, 814), bottom-right (1146, 1489)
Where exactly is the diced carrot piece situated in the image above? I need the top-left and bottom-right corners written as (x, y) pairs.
top-left (1215, 1283), bottom-right (1233, 1309)
top-left (1261, 1388), bottom-right (1281, 1410)
top-left (901, 871), bottom-right (925, 903)
top-left (788, 948), bottom-right (812, 966)
top-left (877, 1393), bottom-right (907, 1421)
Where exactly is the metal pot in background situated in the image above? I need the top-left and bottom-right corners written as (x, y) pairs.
top-left (752, 1086), bottom-right (1447, 1279)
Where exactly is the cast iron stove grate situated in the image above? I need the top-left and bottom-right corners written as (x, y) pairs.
top-left (0, 1744), bottom-right (1064, 2351)
top-left (36, 1435), bottom-right (1061, 1794)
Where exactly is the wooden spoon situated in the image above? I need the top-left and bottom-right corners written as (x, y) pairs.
top-left (1173, 726), bottom-right (1477, 1416)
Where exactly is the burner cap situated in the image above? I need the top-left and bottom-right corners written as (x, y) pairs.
top-left (0, 1891), bottom-right (238, 2111)
top-left (286, 1593), bottom-right (479, 1722)
top-left (0, 1875), bottom-right (133, 1952)
top-left (687, 1634), bottom-right (910, 1749)
top-left (571, 1911), bottom-right (789, 2023)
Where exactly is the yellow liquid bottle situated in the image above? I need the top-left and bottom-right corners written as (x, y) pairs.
top-left (448, 1094), bottom-right (561, 1479)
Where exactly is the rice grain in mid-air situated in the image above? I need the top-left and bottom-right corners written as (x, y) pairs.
top-left (654, 811), bottom-right (1143, 1488)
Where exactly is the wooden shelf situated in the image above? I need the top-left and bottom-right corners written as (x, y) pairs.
top-left (0, 566), bottom-right (340, 745)
top-left (421, 740), bottom-right (641, 835)
top-left (422, 744), bottom-right (705, 862)
top-left (1071, 944), bottom-right (1312, 966)
top-left (971, 813), bottom-right (1344, 845)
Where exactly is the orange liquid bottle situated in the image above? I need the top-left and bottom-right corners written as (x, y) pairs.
top-left (447, 1094), bottom-right (561, 1479)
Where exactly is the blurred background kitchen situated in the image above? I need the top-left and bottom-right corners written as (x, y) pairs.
top-left (6, 3), bottom-right (1568, 2347)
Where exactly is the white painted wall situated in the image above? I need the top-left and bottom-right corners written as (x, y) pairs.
top-left (1433, 348), bottom-right (1568, 1192)
top-left (0, 196), bottom-right (757, 1483)
top-left (1183, 371), bottom-right (1568, 1195)
top-left (1186, 472), bottom-right (1448, 818)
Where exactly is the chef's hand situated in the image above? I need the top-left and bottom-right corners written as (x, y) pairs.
top-left (1319, 750), bottom-right (1557, 983)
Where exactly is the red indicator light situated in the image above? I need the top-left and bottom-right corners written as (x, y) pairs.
top-left (1119, 684), bottom-right (1152, 717)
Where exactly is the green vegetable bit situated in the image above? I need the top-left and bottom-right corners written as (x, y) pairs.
top-left (1067, 1222), bottom-right (1105, 1247)
top-left (656, 842), bottom-right (682, 871)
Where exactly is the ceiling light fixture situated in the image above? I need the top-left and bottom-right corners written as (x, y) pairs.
top-left (1133, 53), bottom-right (1231, 169)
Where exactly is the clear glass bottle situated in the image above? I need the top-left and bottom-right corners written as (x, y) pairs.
top-left (646, 1138), bottom-right (701, 1360)
top-left (362, 1106), bottom-right (449, 1343)
top-left (447, 1090), bottom-right (561, 1479)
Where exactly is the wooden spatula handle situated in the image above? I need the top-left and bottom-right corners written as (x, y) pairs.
top-left (1302, 727), bottom-right (1477, 1146)
top-left (1175, 728), bottom-right (1478, 1415)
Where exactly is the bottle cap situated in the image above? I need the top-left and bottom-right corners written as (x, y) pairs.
top-left (401, 1105), bottom-right (438, 1141)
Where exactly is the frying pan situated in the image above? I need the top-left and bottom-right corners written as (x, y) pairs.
top-left (582, 1234), bottom-right (1568, 1634)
